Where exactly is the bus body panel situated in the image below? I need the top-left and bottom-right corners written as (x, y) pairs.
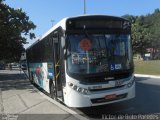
top-left (65, 84), bottom-right (135, 107)
top-left (63, 73), bottom-right (135, 107)
top-left (29, 62), bottom-right (53, 93)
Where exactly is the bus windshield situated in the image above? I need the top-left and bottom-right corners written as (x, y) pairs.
top-left (67, 34), bottom-right (132, 75)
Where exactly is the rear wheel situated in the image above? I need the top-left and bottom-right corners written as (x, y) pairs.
top-left (50, 83), bottom-right (56, 99)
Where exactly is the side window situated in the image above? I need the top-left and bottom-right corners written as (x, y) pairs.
top-left (45, 37), bottom-right (51, 62)
top-left (53, 33), bottom-right (58, 43)
top-left (43, 40), bottom-right (46, 61)
top-left (39, 41), bottom-right (44, 62)
top-left (48, 37), bottom-right (53, 61)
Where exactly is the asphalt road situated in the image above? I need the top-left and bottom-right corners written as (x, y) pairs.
top-left (71, 76), bottom-right (160, 119)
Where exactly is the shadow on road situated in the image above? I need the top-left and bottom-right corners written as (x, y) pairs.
top-left (0, 71), bottom-right (37, 93)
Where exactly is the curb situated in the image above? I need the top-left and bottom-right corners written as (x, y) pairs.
top-left (38, 91), bottom-right (89, 120)
top-left (135, 74), bottom-right (160, 79)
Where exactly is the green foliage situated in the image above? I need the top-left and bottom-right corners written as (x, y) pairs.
top-left (123, 9), bottom-right (160, 59)
top-left (149, 9), bottom-right (160, 50)
top-left (0, 0), bottom-right (36, 62)
top-left (132, 16), bottom-right (152, 55)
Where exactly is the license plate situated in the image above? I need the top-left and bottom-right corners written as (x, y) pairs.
top-left (115, 80), bottom-right (123, 86)
top-left (105, 94), bottom-right (116, 100)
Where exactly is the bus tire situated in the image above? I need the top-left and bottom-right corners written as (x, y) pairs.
top-left (50, 82), bottom-right (56, 99)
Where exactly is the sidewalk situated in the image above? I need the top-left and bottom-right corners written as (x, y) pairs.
top-left (0, 70), bottom-right (88, 120)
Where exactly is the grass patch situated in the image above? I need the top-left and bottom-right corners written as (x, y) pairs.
top-left (134, 60), bottom-right (160, 75)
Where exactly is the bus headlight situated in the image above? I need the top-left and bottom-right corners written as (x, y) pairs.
top-left (68, 82), bottom-right (73, 87)
top-left (82, 89), bottom-right (89, 94)
top-left (68, 82), bottom-right (90, 95)
top-left (126, 79), bottom-right (135, 88)
top-left (77, 87), bottom-right (82, 92)
top-left (73, 85), bottom-right (77, 90)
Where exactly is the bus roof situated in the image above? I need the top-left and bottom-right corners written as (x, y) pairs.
top-left (41, 15), bottom-right (127, 40)
top-left (26, 15), bottom-right (128, 50)
top-left (26, 18), bottom-right (68, 50)
top-left (41, 18), bottom-right (68, 40)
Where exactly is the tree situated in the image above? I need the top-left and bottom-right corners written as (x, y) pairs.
top-left (147, 9), bottom-right (160, 59)
top-left (0, 0), bottom-right (36, 62)
top-left (131, 16), bottom-right (152, 56)
top-left (123, 15), bottom-right (150, 55)
top-left (122, 14), bottom-right (137, 24)
top-left (123, 12), bottom-right (159, 59)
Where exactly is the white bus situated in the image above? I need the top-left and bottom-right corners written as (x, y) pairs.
top-left (26, 15), bottom-right (135, 107)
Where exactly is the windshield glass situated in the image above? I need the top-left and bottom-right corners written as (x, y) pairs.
top-left (67, 34), bottom-right (132, 74)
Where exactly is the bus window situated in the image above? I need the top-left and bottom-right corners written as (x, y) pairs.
top-left (67, 34), bottom-right (132, 74)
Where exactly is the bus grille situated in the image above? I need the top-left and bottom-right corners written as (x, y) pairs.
top-left (89, 85), bottom-right (125, 92)
top-left (91, 93), bottom-right (127, 104)
top-left (80, 72), bottom-right (131, 84)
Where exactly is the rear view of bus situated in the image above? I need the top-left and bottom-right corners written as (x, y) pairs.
top-left (64, 15), bottom-right (135, 107)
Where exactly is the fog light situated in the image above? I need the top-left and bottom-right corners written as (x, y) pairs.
top-left (127, 83), bottom-right (132, 87)
top-left (82, 89), bottom-right (89, 94)
top-left (127, 80), bottom-right (134, 88)
top-left (73, 85), bottom-right (77, 90)
top-left (77, 87), bottom-right (82, 92)
top-left (67, 82), bottom-right (90, 95)
top-left (68, 82), bottom-right (73, 87)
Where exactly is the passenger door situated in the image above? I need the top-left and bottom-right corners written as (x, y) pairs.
top-left (53, 32), bottom-right (64, 101)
